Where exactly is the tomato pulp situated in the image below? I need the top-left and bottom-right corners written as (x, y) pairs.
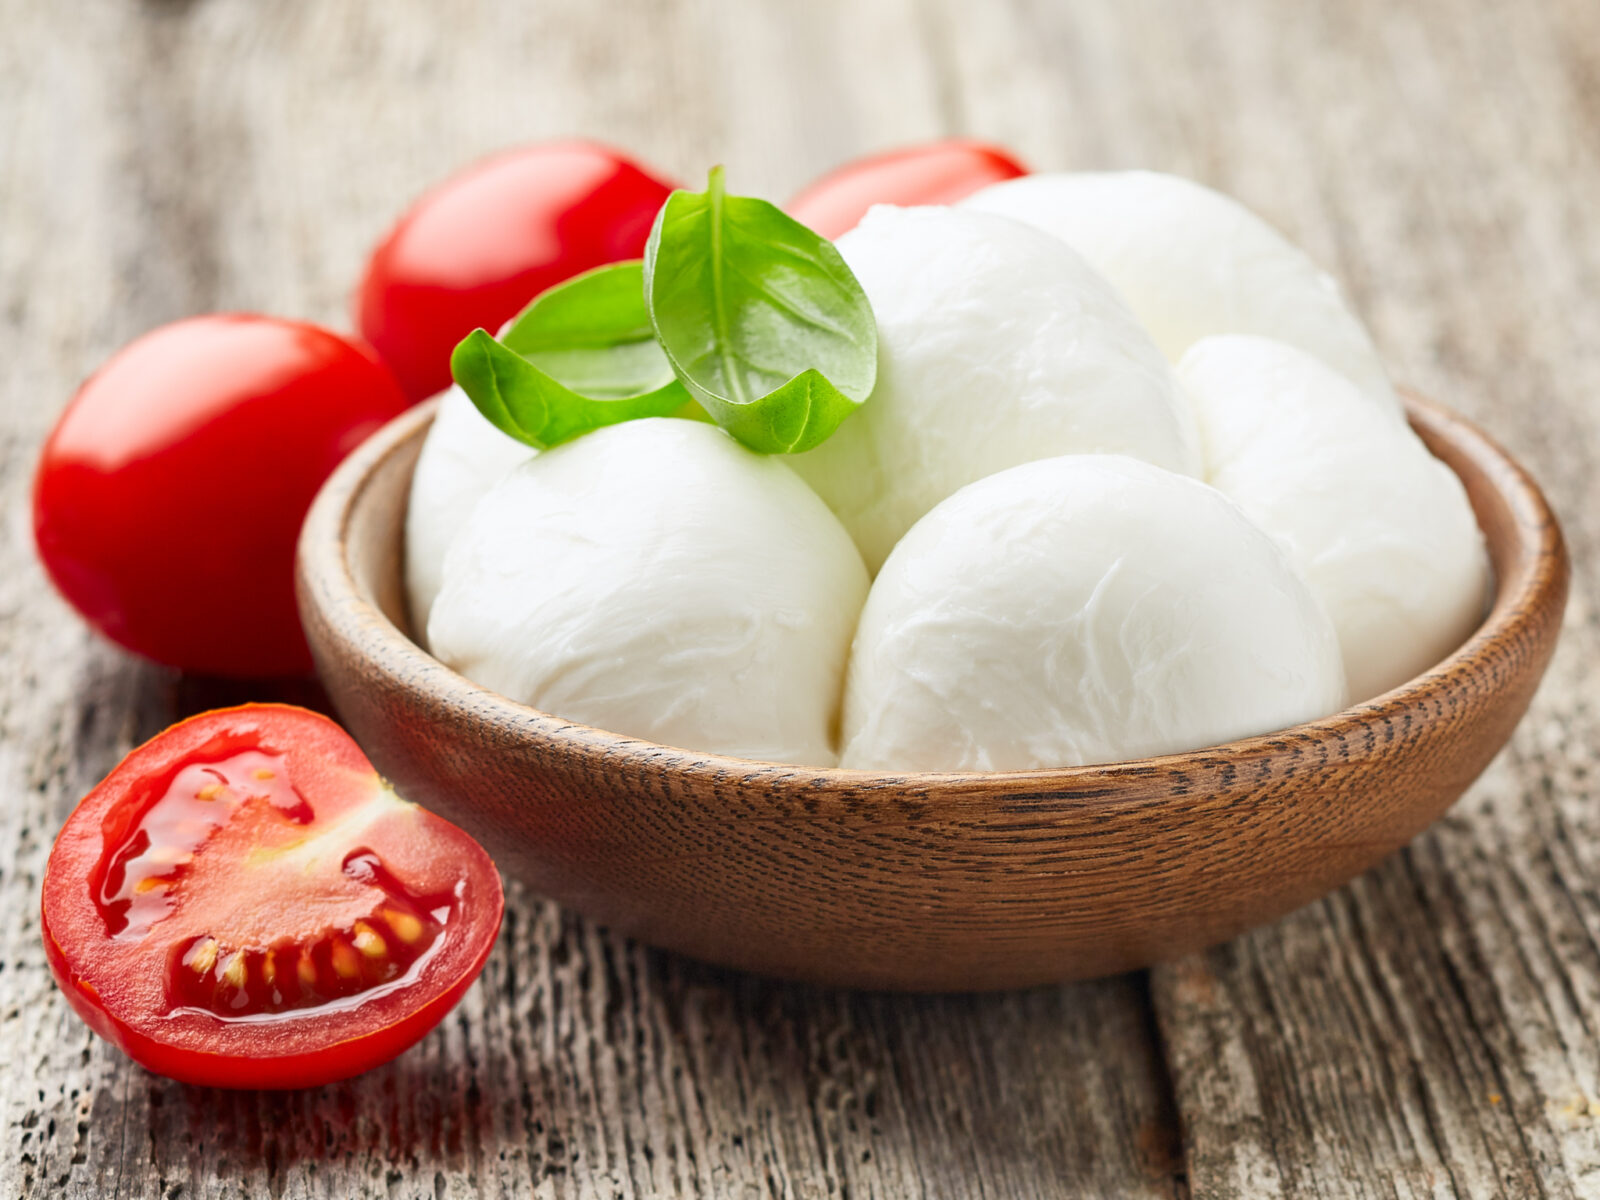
top-left (357, 141), bottom-right (678, 402)
top-left (786, 140), bottom-right (1029, 240)
top-left (42, 705), bottom-right (503, 1089)
top-left (33, 315), bottom-right (408, 677)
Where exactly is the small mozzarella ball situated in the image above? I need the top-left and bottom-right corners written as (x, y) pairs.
top-left (429, 418), bottom-right (869, 766)
top-left (961, 171), bottom-right (1399, 412)
top-left (791, 205), bottom-right (1200, 573)
top-left (840, 455), bottom-right (1346, 772)
top-left (1179, 335), bottom-right (1489, 702)
top-left (405, 386), bottom-right (533, 637)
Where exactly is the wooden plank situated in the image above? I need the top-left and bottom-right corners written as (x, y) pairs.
top-left (933, 0), bottom-right (1600, 1193)
top-left (0, 1), bottom-right (1181, 1197)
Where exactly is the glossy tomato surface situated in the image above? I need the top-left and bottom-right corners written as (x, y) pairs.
top-left (786, 140), bottom-right (1029, 240)
top-left (42, 704), bottom-right (504, 1089)
top-left (33, 315), bottom-right (408, 677)
top-left (357, 141), bottom-right (678, 401)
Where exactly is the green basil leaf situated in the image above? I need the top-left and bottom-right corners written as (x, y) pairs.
top-left (643, 167), bottom-right (877, 454)
top-left (450, 261), bottom-right (690, 449)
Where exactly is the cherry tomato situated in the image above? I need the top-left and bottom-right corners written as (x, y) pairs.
top-left (786, 140), bottom-right (1030, 240)
top-left (357, 141), bottom-right (678, 402)
top-left (42, 704), bottom-right (504, 1089)
top-left (33, 315), bottom-right (408, 677)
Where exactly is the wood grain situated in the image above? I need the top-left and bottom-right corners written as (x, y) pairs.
top-left (3, 0), bottom-right (1599, 1195)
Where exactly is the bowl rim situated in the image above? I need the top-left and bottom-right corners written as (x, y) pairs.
top-left (298, 388), bottom-right (1568, 794)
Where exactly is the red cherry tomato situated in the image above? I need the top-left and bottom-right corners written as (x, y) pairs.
top-left (357, 141), bottom-right (678, 402)
top-left (42, 704), bottom-right (504, 1089)
top-left (33, 315), bottom-right (408, 677)
top-left (787, 140), bottom-right (1030, 240)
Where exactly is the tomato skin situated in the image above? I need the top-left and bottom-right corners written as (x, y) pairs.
top-left (32, 316), bottom-right (408, 678)
top-left (42, 927), bottom-right (489, 1089)
top-left (41, 704), bottom-right (504, 1090)
top-left (786, 140), bottom-right (1030, 239)
top-left (357, 142), bottom-right (678, 402)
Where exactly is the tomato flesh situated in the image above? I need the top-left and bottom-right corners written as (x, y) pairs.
top-left (357, 141), bottom-right (678, 401)
top-left (42, 704), bottom-right (503, 1089)
top-left (32, 315), bottom-right (409, 677)
top-left (162, 843), bottom-right (449, 1020)
top-left (786, 139), bottom-right (1029, 239)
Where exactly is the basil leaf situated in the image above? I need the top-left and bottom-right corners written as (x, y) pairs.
top-left (643, 167), bottom-right (877, 454)
top-left (450, 261), bottom-right (690, 449)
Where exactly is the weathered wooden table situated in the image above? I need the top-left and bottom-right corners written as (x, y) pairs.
top-left (5, 1), bottom-right (1598, 1195)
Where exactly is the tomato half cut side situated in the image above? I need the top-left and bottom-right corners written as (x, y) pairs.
top-left (786, 139), bottom-right (1030, 240)
top-left (42, 704), bottom-right (504, 1089)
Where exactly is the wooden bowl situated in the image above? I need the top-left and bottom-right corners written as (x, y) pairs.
top-left (296, 393), bottom-right (1568, 991)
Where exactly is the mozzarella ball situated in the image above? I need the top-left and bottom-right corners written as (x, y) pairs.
top-left (840, 455), bottom-right (1346, 772)
top-left (790, 205), bottom-right (1200, 573)
top-left (405, 386), bottom-right (533, 637)
top-left (428, 418), bottom-right (869, 766)
top-left (1179, 335), bottom-right (1490, 702)
top-left (961, 171), bottom-right (1399, 412)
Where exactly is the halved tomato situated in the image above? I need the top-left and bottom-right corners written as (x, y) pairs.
top-left (41, 704), bottom-right (503, 1089)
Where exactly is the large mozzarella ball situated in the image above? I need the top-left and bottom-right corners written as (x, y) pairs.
top-left (405, 385), bottom-right (533, 636)
top-left (790, 205), bottom-right (1200, 573)
top-left (428, 418), bottom-right (870, 766)
top-left (840, 455), bottom-right (1346, 772)
top-left (1179, 335), bottom-right (1490, 702)
top-left (961, 171), bottom-right (1399, 412)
